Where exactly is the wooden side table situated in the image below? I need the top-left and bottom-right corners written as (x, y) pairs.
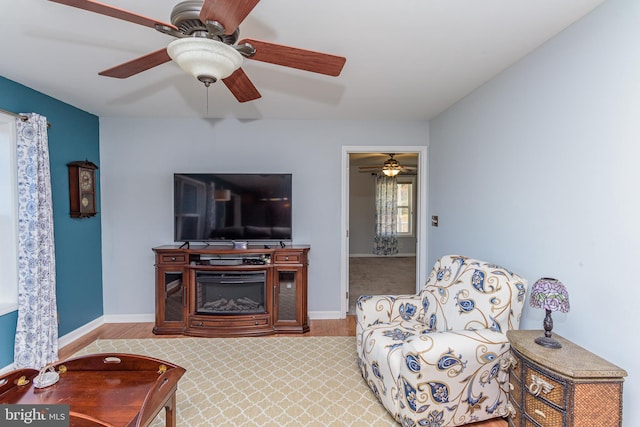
top-left (0, 353), bottom-right (186, 427)
top-left (506, 330), bottom-right (627, 427)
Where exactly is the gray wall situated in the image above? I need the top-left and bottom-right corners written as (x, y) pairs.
top-left (430, 0), bottom-right (637, 423)
top-left (96, 0), bottom-right (638, 421)
top-left (99, 118), bottom-right (428, 318)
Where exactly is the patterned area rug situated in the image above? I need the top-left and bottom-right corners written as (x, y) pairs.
top-left (74, 336), bottom-right (397, 426)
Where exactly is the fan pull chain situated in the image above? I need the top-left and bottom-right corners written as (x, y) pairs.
top-left (206, 85), bottom-right (209, 116)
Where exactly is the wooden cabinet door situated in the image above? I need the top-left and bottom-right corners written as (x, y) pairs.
top-left (272, 266), bottom-right (309, 333)
top-left (153, 267), bottom-right (187, 334)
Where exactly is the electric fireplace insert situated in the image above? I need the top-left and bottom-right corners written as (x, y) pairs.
top-left (195, 270), bottom-right (266, 315)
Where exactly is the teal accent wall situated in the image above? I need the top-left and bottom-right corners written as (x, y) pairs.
top-left (0, 311), bottom-right (18, 368)
top-left (0, 76), bottom-right (102, 367)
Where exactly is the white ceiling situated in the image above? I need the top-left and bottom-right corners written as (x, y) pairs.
top-left (1, 0), bottom-right (605, 120)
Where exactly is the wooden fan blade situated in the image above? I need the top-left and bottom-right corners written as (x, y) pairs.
top-left (49, 0), bottom-right (178, 30)
top-left (239, 39), bottom-right (346, 77)
top-left (200, 0), bottom-right (260, 35)
top-left (222, 68), bottom-right (261, 102)
top-left (99, 48), bottom-right (171, 79)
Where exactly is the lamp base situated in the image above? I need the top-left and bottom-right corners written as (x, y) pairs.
top-left (535, 335), bottom-right (562, 349)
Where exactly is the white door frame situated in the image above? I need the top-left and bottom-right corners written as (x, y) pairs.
top-left (340, 145), bottom-right (429, 316)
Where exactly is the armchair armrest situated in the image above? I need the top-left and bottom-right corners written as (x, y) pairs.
top-left (356, 294), bottom-right (424, 326)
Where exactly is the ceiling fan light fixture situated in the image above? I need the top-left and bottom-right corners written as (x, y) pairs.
top-left (382, 157), bottom-right (401, 176)
top-left (167, 37), bottom-right (243, 86)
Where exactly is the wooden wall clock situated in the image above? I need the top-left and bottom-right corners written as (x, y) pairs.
top-left (68, 160), bottom-right (98, 218)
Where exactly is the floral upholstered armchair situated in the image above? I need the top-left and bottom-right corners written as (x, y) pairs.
top-left (356, 255), bottom-right (528, 427)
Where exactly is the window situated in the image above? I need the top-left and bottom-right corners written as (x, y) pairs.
top-left (0, 115), bottom-right (18, 315)
top-left (396, 178), bottom-right (414, 236)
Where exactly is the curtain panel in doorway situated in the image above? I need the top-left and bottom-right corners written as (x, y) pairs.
top-left (373, 175), bottom-right (398, 255)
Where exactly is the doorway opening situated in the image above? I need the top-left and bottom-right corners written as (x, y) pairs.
top-left (340, 147), bottom-right (428, 316)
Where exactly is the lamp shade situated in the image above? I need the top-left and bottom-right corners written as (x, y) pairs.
top-left (167, 37), bottom-right (243, 85)
top-left (529, 277), bottom-right (570, 313)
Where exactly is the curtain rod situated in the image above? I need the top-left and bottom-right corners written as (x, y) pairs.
top-left (0, 108), bottom-right (52, 128)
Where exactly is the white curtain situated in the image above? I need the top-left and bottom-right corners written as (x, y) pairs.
top-left (373, 174), bottom-right (399, 256)
top-left (13, 113), bottom-right (58, 369)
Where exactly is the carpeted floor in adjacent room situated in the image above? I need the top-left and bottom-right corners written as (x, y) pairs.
top-left (74, 336), bottom-right (397, 427)
top-left (348, 256), bottom-right (416, 314)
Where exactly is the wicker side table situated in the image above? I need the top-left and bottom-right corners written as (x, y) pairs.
top-left (506, 330), bottom-right (627, 427)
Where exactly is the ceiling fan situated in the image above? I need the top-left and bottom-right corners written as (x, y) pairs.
top-left (48, 0), bottom-right (346, 102)
top-left (358, 154), bottom-right (417, 176)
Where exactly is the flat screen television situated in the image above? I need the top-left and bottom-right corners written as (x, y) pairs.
top-left (174, 173), bottom-right (292, 243)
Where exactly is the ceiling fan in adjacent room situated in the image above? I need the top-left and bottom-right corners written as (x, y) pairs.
top-left (48, 0), bottom-right (347, 102)
top-left (358, 154), bottom-right (417, 176)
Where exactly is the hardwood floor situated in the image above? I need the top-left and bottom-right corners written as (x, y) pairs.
top-left (57, 317), bottom-right (358, 360)
top-left (59, 316), bottom-right (506, 427)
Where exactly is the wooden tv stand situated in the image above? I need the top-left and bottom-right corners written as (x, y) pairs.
top-left (152, 244), bottom-right (310, 337)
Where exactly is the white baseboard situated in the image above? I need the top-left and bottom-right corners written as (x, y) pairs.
top-left (309, 310), bottom-right (345, 319)
top-left (58, 316), bottom-right (105, 349)
top-left (0, 317), bottom-right (107, 374)
top-left (57, 314), bottom-right (153, 353)
top-left (102, 313), bottom-right (155, 323)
